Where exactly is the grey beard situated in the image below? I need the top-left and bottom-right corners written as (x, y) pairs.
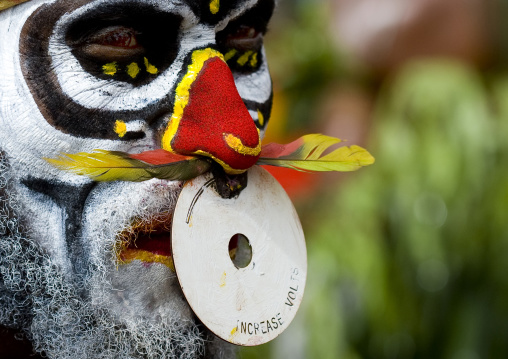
top-left (0, 156), bottom-right (236, 359)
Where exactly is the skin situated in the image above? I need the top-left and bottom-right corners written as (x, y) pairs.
top-left (0, 0), bottom-right (274, 357)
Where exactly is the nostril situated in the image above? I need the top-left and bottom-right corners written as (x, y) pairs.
top-left (211, 164), bottom-right (248, 199)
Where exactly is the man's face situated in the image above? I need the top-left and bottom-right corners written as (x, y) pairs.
top-left (0, 0), bottom-right (274, 357)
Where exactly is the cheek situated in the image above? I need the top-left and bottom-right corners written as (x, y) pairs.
top-left (233, 53), bottom-right (273, 135)
top-left (0, 6), bottom-right (108, 180)
top-left (100, 260), bottom-right (193, 322)
top-left (13, 183), bottom-right (74, 273)
top-left (233, 49), bottom-right (272, 103)
top-left (81, 180), bottom-right (182, 256)
top-left (0, 70), bottom-right (67, 180)
top-left (0, 102), bottom-right (128, 184)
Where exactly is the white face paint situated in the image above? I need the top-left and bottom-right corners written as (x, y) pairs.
top-left (0, 0), bottom-right (275, 357)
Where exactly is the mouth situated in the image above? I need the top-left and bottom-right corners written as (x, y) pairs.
top-left (117, 213), bottom-right (175, 271)
top-left (113, 170), bottom-right (248, 272)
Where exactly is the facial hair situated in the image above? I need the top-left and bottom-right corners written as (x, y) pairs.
top-left (0, 154), bottom-right (236, 359)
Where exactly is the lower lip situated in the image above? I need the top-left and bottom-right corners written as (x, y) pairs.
top-left (127, 230), bottom-right (172, 257)
top-left (118, 227), bottom-right (174, 270)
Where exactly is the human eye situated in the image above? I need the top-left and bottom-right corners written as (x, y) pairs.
top-left (216, 0), bottom-right (274, 73)
top-left (77, 25), bottom-right (145, 62)
top-left (66, 7), bottom-right (181, 84)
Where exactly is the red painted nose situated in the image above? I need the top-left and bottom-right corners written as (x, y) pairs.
top-left (162, 49), bottom-right (261, 174)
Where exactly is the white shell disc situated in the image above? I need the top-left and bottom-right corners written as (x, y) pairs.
top-left (171, 166), bottom-right (307, 346)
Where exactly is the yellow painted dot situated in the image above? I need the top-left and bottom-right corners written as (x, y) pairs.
top-left (102, 62), bottom-right (117, 76)
top-left (237, 51), bottom-right (253, 66)
top-left (224, 49), bottom-right (237, 62)
top-left (257, 110), bottom-right (264, 126)
top-left (210, 0), bottom-right (219, 14)
top-left (144, 57), bottom-right (159, 74)
top-left (126, 62), bottom-right (140, 78)
top-left (114, 120), bottom-right (127, 138)
top-left (249, 52), bottom-right (258, 67)
top-left (228, 326), bottom-right (238, 341)
top-left (220, 271), bottom-right (227, 287)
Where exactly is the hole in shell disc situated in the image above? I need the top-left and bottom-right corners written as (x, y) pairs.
top-left (228, 233), bottom-right (252, 268)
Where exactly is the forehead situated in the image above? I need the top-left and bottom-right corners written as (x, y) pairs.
top-left (5, 0), bottom-right (267, 22)
top-left (183, 0), bottom-right (262, 23)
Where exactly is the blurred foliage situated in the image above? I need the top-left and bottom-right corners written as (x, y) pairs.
top-left (298, 61), bottom-right (508, 359)
top-left (243, 60), bottom-right (508, 358)
top-left (264, 0), bottom-right (347, 133)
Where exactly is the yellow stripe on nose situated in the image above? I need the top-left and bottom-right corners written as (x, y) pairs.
top-left (162, 48), bottom-right (261, 174)
top-left (0, 0), bottom-right (32, 12)
top-left (224, 132), bottom-right (261, 157)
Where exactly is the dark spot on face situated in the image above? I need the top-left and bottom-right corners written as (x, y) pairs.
top-left (211, 164), bottom-right (248, 199)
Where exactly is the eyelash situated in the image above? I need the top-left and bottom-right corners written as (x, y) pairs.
top-left (91, 27), bottom-right (141, 48)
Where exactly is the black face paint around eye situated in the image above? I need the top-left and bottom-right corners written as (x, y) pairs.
top-left (65, 5), bottom-right (182, 83)
top-left (18, 0), bottom-right (274, 141)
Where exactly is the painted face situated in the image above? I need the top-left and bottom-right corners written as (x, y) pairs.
top-left (0, 0), bottom-right (274, 357)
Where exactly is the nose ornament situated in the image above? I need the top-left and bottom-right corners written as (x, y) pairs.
top-left (162, 48), bottom-right (261, 175)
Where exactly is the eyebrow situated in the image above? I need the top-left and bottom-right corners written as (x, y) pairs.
top-left (0, 0), bottom-right (32, 11)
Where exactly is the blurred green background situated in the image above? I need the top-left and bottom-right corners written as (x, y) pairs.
top-left (241, 0), bottom-right (508, 358)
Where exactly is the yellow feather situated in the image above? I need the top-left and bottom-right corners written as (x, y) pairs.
top-left (46, 150), bottom-right (210, 181)
top-left (298, 134), bottom-right (342, 160)
top-left (258, 135), bottom-right (375, 172)
top-left (46, 134), bottom-right (374, 182)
